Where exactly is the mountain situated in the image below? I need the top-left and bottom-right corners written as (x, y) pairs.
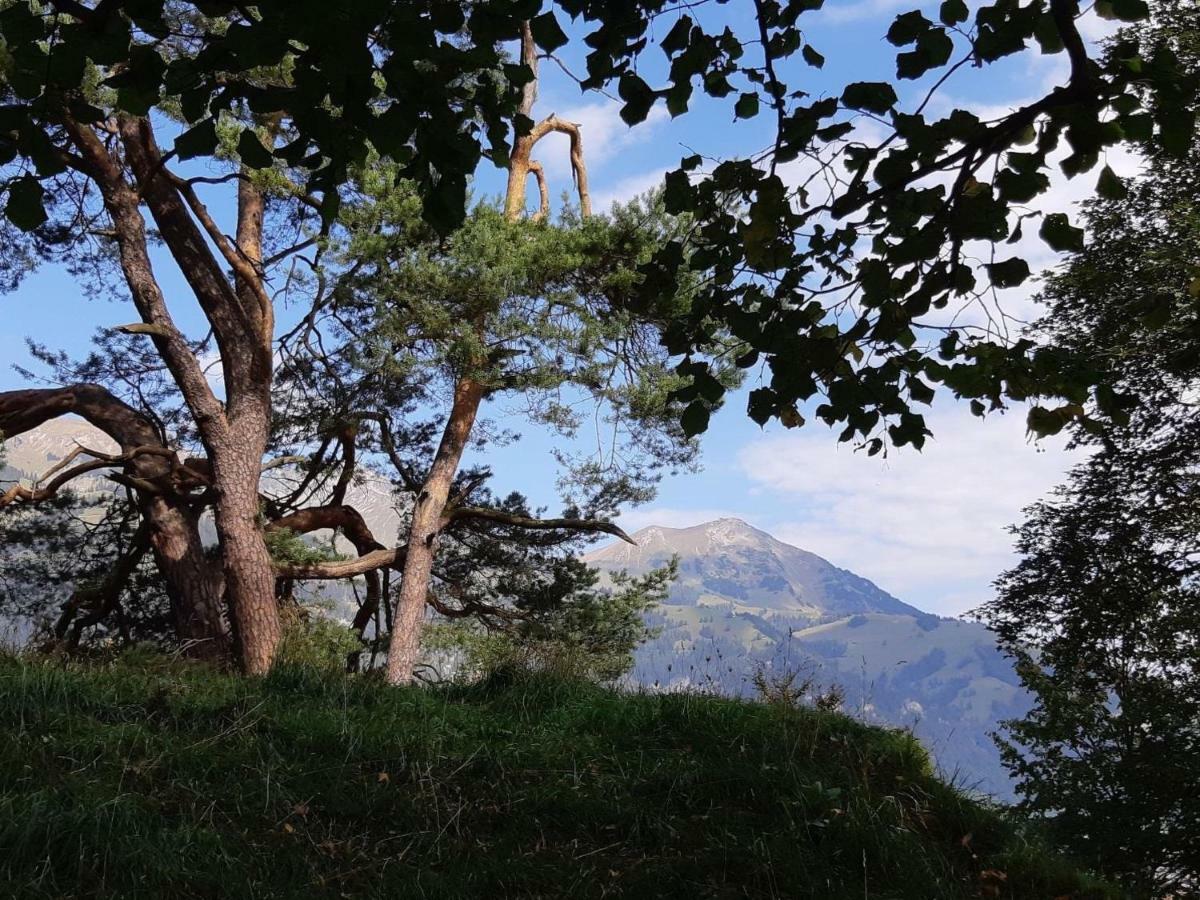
top-left (585, 519), bottom-right (1027, 799)
top-left (587, 518), bottom-right (922, 618)
top-left (1, 419), bottom-right (118, 491)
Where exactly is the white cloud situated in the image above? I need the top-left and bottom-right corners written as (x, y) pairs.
top-left (737, 407), bottom-right (1085, 616)
top-left (616, 505), bottom-right (754, 533)
top-left (591, 167), bottom-right (670, 212)
top-left (536, 100), bottom-right (669, 179)
top-left (815, 0), bottom-right (929, 24)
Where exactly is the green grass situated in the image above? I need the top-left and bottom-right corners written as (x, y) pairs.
top-left (0, 652), bottom-right (1113, 899)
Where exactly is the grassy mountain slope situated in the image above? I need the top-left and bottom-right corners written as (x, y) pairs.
top-left (0, 654), bottom-right (1111, 899)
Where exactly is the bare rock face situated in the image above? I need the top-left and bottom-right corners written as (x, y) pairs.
top-left (587, 518), bottom-right (1026, 800)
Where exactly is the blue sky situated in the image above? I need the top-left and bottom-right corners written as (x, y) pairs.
top-left (1, 0), bottom-right (1130, 617)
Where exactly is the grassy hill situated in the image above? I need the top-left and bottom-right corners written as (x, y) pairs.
top-left (0, 653), bottom-right (1112, 899)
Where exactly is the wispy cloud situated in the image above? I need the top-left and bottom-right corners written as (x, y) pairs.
top-left (615, 505), bottom-right (755, 533)
top-left (591, 167), bottom-right (670, 212)
top-left (736, 408), bottom-right (1085, 615)
top-left (536, 100), bottom-right (669, 179)
top-left (815, 0), bottom-right (929, 25)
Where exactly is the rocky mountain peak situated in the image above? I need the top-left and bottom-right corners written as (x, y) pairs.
top-left (586, 518), bottom-right (920, 619)
top-left (2, 418), bottom-right (117, 480)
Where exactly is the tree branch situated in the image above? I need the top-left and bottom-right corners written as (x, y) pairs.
top-left (53, 519), bottom-right (151, 649)
top-left (275, 546), bottom-right (406, 580)
top-left (528, 115), bottom-right (592, 217)
top-left (267, 503), bottom-right (385, 556)
top-left (261, 454), bottom-right (307, 473)
top-left (0, 444), bottom-right (176, 509)
top-left (447, 507), bottom-right (636, 544)
top-left (528, 160), bottom-right (550, 222)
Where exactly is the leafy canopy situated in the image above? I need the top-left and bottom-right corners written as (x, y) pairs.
top-left (1, 0), bottom-right (1197, 452)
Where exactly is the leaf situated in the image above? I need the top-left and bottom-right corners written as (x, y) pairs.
top-left (660, 15), bottom-right (692, 55)
top-left (896, 28), bottom-right (954, 79)
top-left (1027, 405), bottom-right (1070, 437)
top-left (663, 169), bottom-right (692, 214)
top-left (5, 177), bottom-right (47, 231)
top-left (995, 167), bottom-right (1049, 203)
top-left (734, 92), bottom-right (760, 120)
top-left (1039, 213), bottom-right (1085, 252)
top-left (665, 81), bottom-right (692, 117)
top-left (1033, 13), bottom-right (1064, 53)
top-left (106, 43), bottom-right (166, 116)
top-left (747, 388), bottom-right (776, 426)
top-left (939, 0), bottom-right (968, 25)
top-left (618, 73), bottom-right (655, 125)
top-left (237, 130), bottom-right (274, 169)
top-left (1110, 0), bottom-right (1150, 20)
top-left (887, 411), bottom-right (928, 448)
top-left (1096, 165), bottom-right (1127, 200)
top-left (1158, 107), bottom-right (1196, 158)
top-left (779, 405), bottom-right (805, 428)
top-left (841, 82), bottom-right (898, 114)
top-left (529, 12), bottom-right (568, 53)
top-left (694, 369), bottom-right (725, 404)
top-left (985, 257), bottom-right (1031, 288)
top-left (174, 119), bottom-right (218, 161)
top-left (908, 377), bottom-right (935, 405)
top-left (801, 44), bottom-right (824, 68)
top-left (681, 401), bottom-right (710, 437)
top-left (886, 11), bottom-right (931, 46)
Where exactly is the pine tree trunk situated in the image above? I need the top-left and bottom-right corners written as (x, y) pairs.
top-left (210, 422), bottom-right (280, 676)
top-left (145, 497), bottom-right (228, 653)
top-left (385, 377), bottom-right (485, 684)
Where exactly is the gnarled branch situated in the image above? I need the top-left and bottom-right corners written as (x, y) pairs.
top-left (447, 506), bottom-right (636, 545)
top-left (503, 23), bottom-right (591, 221)
top-left (528, 115), bottom-right (591, 218)
top-left (0, 445), bottom-right (176, 509)
top-left (267, 503), bottom-right (385, 556)
top-left (528, 160), bottom-right (550, 222)
top-left (275, 546), bottom-right (406, 580)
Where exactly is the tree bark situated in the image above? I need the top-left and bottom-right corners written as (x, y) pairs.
top-left (112, 116), bottom-right (282, 675)
top-left (208, 435), bottom-right (279, 673)
top-left (382, 19), bottom-right (597, 684)
top-left (385, 376), bottom-right (486, 684)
